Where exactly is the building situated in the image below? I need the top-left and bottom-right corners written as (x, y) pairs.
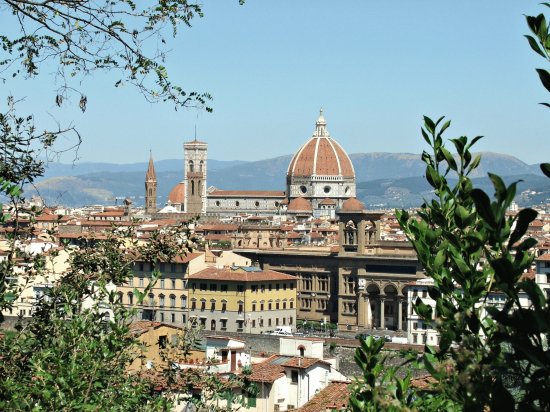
top-left (535, 253), bottom-right (550, 299)
top-left (117, 250), bottom-right (252, 325)
top-left (245, 337), bottom-right (348, 411)
top-left (187, 265), bottom-right (297, 333)
top-left (145, 109), bottom-right (357, 219)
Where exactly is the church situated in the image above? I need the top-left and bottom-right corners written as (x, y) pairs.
top-left (145, 110), bottom-right (357, 220)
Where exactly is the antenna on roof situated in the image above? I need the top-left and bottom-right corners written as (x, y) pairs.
top-left (194, 124), bottom-right (197, 141)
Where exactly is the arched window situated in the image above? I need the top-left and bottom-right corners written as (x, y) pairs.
top-left (189, 160), bottom-right (194, 172)
top-left (180, 295), bottom-right (187, 308)
top-left (170, 294), bottom-right (176, 308)
top-left (127, 292), bottom-right (134, 305)
top-left (191, 180), bottom-right (195, 195)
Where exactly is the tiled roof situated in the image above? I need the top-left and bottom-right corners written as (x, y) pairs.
top-left (319, 198), bottom-right (337, 205)
top-left (208, 190), bottom-right (285, 197)
top-left (168, 182), bottom-right (185, 204)
top-left (292, 381), bottom-right (350, 412)
top-left (146, 153), bottom-right (156, 180)
top-left (288, 137), bottom-right (354, 178)
top-left (340, 197), bottom-right (365, 212)
top-left (288, 197), bottom-right (313, 212)
top-left (188, 266), bottom-right (296, 282)
top-left (247, 356), bottom-right (285, 383)
top-left (536, 253), bottom-right (550, 261)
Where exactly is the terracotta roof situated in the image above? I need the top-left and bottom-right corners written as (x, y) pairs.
top-left (293, 381), bottom-right (350, 412)
top-left (536, 253), bottom-right (550, 261)
top-left (146, 153), bottom-right (156, 181)
top-left (168, 182), bottom-right (185, 204)
top-left (188, 266), bottom-right (296, 282)
top-left (319, 198), bottom-right (337, 205)
top-left (91, 211), bottom-right (126, 217)
top-left (200, 224), bottom-right (239, 231)
top-left (288, 197), bottom-right (313, 212)
top-left (208, 190), bottom-right (285, 198)
top-left (287, 112), bottom-right (354, 179)
top-left (129, 321), bottom-right (182, 335)
top-left (410, 374), bottom-right (438, 391)
top-left (248, 356), bottom-right (286, 383)
top-left (280, 356), bottom-right (330, 369)
top-left (341, 197), bottom-right (365, 212)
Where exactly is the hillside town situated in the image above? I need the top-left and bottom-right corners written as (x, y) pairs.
top-left (1, 112), bottom-right (549, 411)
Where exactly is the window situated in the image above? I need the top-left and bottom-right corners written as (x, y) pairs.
top-left (290, 283), bottom-right (294, 290)
top-left (235, 201), bottom-right (240, 207)
top-left (210, 284), bottom-right (217, 292)
top-left (160, 313), bottom-right (164, 322)
top-left (171, 313), bottom-right (175, 323)
top-left (160, 279), bottom-right (165, 289)
top-left (276, 318), bottom-right (279, 326)
top-left (128, 292), bottom-right (134, 305)
top-left (283, 283), bottom-right (287, 290)
top-left (283, 317), bottom-right (286, 325)
top-left (289, 316), bottom-right (293, 325)
top-left (252, 320), bottom-right (256, 328)
top-left (170, 295), bottom-right (176, 308)
top-left (128, 277), bottom-right (134, 287)
top-left (159, 294), bottom-right (165, 307)
top-left (237, 285), bottom-right (244, 293)
top-left (283, 301), bottom-right (287, 309)
top-left (171, 279), bottom-right (176, 289)
top-left (148, 293), bottom-right (154, 306)
top-left (251, 285), bottom-right (258, 293)
top-left (201, 300), bottom-right (206, 311)
top-left (171, 263), bottom-right (176, 272)
top-left (160, 263), bottom-right (166, 272)
top-left (191, 300), bottom-right (196, 311)
top-left (221, 284), bottom-right (228, 292)
top-left (211, 300), bottom-right (216, 311)
top-left (260, 284), bottom-right (265, 292)
top-left (237, 320), bottom-right (244, 332)
top-left (260, 302), bottom-right (264, 311)
top-left (238, 302), bottom-right (244, 314)
top-left (276, 284), bottom-right (280, 291)
top-left (139, 277), bottom-right (144, 287)
top-left (290, 300), bottom-right (294, 309)
top-left (291, 370), bottom-right (299, 383)
top-left (422, 290), bottom-right (428, 298)
top-left (268, 302), bottom-right (272, 310)
top-left (158, 335), bottom-right (167, 349)
top-left (221, 319), bottom-right (227, 330)
top-left (182, 314), bottom-right (186, 323)
top-left (181, 295), bottom-right (187, 308)
top-left (200, 283), bottom-right (207, 291)
top-left (268, 284), bottom-right (272, 291)
top-left (276, 302), bottom-right (280, 310)
top-left (222, 301), bottom-right (227, 312)
top-left (252, 302), bottom-right (256, 311)
top-left (268, 318), bottom-right (272, 327)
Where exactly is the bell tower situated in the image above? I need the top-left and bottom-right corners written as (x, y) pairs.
top-left (145, 151), bottom-right (157, 215)
top-left (184, 138), bottom-right (207, 215)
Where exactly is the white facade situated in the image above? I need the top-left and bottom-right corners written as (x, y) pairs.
top-left (407, 277), bottom-right (532, 346)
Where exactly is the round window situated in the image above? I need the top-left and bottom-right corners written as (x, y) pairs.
top-left (324, 186), bottom-right (331, 194)
top-left (215, 201), bottom-right (220, 207)
top-left (275, 201), bottom-right (279, 207)
top-left (255, 201), bottom-right (260, 207)
top-left (300, 185), bottom-right (307, 194)
top-left (345, 186), bottom-right (351, 195)
top-left (235, 201), bottom-right (240, 207)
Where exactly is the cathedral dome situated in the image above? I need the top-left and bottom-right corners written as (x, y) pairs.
top-left (341, 197), bottom-right (365, 212)
top-left (168, 182), bottom-right (185, 205)
top-left (287, 109), bottom-right (355, 179)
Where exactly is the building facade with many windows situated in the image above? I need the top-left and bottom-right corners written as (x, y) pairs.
top-left (187, 266), bottom-right (297, 333)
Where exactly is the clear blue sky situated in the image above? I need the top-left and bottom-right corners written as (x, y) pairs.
top-left (3, 1), bottom-right (550, 165)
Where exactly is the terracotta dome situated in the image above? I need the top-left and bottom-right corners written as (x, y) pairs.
top-left (341, 197), bottom-right (365, 211)
top-left (287, 110), bottom-right (355, 179)
top-left (287, 197), bottom-right (313, 212)
top-left (168, 182), bottom-right (185, 204)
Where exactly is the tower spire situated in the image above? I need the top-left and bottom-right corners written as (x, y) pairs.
top-left (146, 150), bottom-right (156, 181)
top-left (315, 107), bottom-right (329, 137)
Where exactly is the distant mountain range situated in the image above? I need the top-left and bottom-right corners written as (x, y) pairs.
top-left (26, 152), bottom-right (548, 208)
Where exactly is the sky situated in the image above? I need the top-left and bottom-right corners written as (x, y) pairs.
top-left (2, 1), bottom-right (550, 165)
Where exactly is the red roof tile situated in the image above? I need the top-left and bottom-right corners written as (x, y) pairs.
top-left (293, 381), bottom-right (350, 412)
top-left (188, 267), bottom-right (296, 282)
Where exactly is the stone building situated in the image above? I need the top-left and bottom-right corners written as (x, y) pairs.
top-left (145, 110), bottom-right (357, 219)
top-left (236, 199), bottom-right (421, 332)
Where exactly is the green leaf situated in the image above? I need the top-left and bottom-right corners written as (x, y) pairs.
top-left (536, 68), bottom-right (550, 93)
top-left (423, 116), bottom-right (436, 134)
top-left (488, 173), bottom-right (506, 202)
top-left (541, 163), bottom-right (550, 178)
top-left (471, 189), bottom-right (495, 226)
top-left (525, 34), bottom-right (547, 58)
top-left (509, 208), bottom-right (538, 247)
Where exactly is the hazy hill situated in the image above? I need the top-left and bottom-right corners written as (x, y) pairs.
top-left (28, 152), bottom-right (547, 207)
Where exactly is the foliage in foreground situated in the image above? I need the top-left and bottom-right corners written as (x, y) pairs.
top-left (349, 116), bottom-right (550, 411)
